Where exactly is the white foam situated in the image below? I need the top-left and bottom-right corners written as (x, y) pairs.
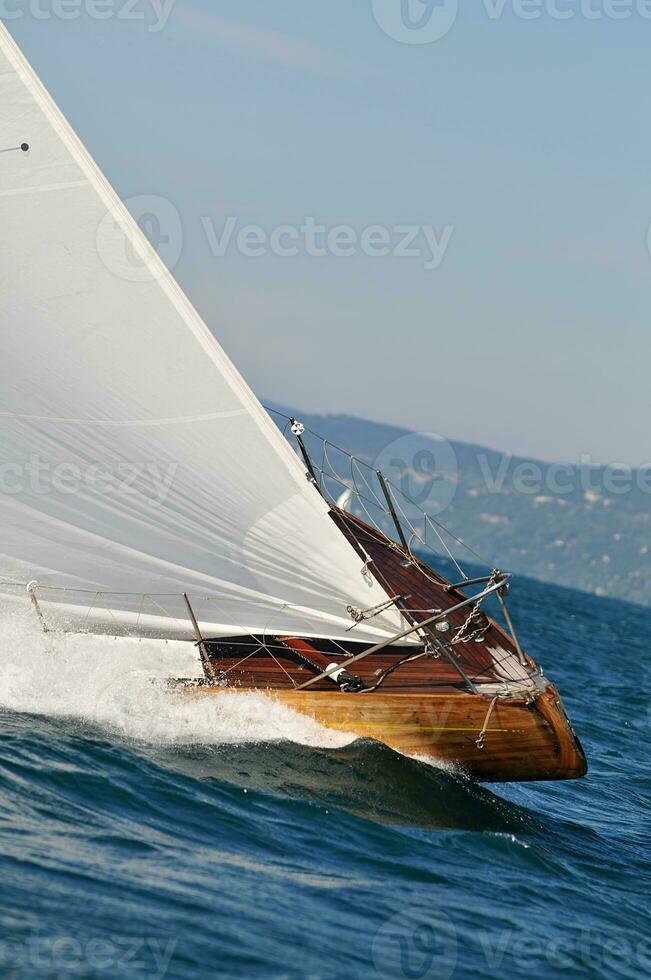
top-left (411, 752), bottom-right (463, 775)
top-left (0, 596), bottom-right (353, 749)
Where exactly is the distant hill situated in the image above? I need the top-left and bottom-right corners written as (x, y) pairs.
top-left (267, 403), bottom-right (649, 607)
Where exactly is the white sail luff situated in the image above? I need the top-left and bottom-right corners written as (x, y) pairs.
top-left (0, 21), bottom-right (403, 642)
top-left (0, 21), bottom-right (321, 496)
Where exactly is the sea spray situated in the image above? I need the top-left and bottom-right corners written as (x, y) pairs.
top-left (0, 595), bottom-right (353, 750)
top-left (0, 579), bottom-right (648, 980)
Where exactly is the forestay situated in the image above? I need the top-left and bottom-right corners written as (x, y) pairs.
top-left (0, 23), bottom-right (404, 642)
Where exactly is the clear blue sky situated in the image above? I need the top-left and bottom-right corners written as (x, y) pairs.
top-left (6, 2), bottom-right (649, 465)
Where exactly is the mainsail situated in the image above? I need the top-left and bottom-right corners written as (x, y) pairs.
top-left (0, 23), bottom-right (403, 642)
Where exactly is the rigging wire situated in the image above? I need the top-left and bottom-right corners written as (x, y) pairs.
top-left (263, 404), bottom-right (494, 573)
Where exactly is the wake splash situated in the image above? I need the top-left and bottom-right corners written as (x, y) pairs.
top-left (0, 596), bottom-right (353, 750)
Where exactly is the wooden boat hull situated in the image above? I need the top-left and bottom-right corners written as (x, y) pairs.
top-left (172, 512), bottom-right (588, 783)
top-left (175, 680), bottom-right (587, 782)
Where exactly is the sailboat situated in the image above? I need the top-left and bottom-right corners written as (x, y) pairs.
top-left (0, 22), bottom-right (586, 782)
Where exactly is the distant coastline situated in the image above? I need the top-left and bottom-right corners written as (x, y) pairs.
top-left (269, 402), bottom-right (649, 607)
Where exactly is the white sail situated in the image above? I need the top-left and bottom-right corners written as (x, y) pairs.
top-left (0, 23), bottom-right (404, 642)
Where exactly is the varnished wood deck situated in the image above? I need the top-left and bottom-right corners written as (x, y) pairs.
top-left (177, 510), bottom-right (587, 782)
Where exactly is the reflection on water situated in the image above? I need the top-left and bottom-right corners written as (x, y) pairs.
top-left (144, 737), bottom-right (537, 833)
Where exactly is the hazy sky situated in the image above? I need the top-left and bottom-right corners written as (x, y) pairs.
top-left (6, 2), bottom-right (649, 465)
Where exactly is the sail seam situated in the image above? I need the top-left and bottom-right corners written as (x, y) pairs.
top-left (0, 178), bottom-right (88, 198)
top-left (0, 23), bottom-right (318, 504)
top-left (0, 22), bottom-right (403, 636)
top-left (0, 409), bottom-right (248, 426)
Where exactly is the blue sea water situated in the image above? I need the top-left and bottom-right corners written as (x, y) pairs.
top-left (0, 574), bottom-right (649, 980)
